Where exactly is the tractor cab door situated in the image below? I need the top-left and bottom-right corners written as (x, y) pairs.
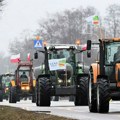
top-left (105, 42), bottom-right (120, 83)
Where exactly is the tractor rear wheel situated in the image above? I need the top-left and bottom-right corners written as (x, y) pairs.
top-left (75, 76), bottom-right (88, 106)
top-left (32, 88), bottom-right (36, 103)
top-left (9, 87), bottom-right (17, 103)
top-left (97, 78), bottom-right (110, 113)
top-left (54, 96), bottom-right (59, 101)
top-left (36, 77), bottom-right (51, 106)
top-left (36, 81), bottom-right (39, 106)
top-left (0, 90), bottom-right (3, 102)
top-left (69, 96), bottom-right (74, 101)
top-left (88, 71), bottom-right (97, 112)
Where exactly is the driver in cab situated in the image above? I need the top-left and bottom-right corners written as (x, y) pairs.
top-left (114, 46), bottom-right (120, 62)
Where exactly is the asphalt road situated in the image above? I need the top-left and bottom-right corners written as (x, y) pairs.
top-left (0, 99), bottom-right (120, 120)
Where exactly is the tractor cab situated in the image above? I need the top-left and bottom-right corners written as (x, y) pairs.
top-left (2, 73), bottom-right (15, 87)
top-left (48, 45), bottom-right (79, 87)
top-left (15, 61), bottom-right (33, 91)
top-left (104, 41), bottom-right (120, 82)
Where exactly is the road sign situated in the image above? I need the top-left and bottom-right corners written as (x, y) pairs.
top-left (34, 40), bottom-right (43, 48)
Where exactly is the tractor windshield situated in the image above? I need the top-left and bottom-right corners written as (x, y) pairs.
top-left (19, 70), bottom-right (29, 82)
top-left (2, 75), bottom-right (14, 87)
top-left (105, 42), bottom-right (120, 64)
top-left (50, 49), bottom-right (75, 62)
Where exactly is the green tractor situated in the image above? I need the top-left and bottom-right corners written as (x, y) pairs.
top-left (34, 43), bottom-right (89, 106)
top-left (0, 73), bottom-right (15, 101)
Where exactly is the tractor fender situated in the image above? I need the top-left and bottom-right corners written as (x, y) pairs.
top-left (90, 63), bottom-right (100, 83)
top-left (77, 73), bottom-right (89, 79)
top-left (10, 80), bottom-right (15, 87)
top-left (37, 74), bottom-right (50, 81)
top-left (97, 75), bottom-right (108, 82)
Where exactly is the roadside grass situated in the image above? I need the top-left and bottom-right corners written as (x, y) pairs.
top-left (0, 106), bottom-right (73, 120)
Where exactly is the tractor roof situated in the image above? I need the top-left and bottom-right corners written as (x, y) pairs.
top-left (17, 61), bottom-right (33, 68)
top-left (46, 44), bottom-right (83, 50)
top-left (101, 38), bottom-right (120, 42)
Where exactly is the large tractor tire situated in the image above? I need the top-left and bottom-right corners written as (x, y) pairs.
top-left (75, 76), bottom-right (88, 106)
top-left (36, 80), bottom-right (39, 106)
top-left (54, 96), bottom-right (59, 101)
top-left (32, 95), bottom-right (36, 103)
top-left (69, 96), bottom-right (74, 102)
top-left (0, 90), bottom-right (3, 102)
top-left (32, 88), bottom-right (36, 103)
top-left (9, 87), bottom-right (17, 103)
top-left (36, 77), bottom-right (51, 106)
top-left (97, 78), bottom-right (110, 113)
top-left (88, 70), bottom-right (97, 112)
top-left (17, 96), bottom-right (20, 102)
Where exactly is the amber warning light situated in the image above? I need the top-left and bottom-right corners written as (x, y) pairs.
top-left (75, 39), bottom-right (81, 45)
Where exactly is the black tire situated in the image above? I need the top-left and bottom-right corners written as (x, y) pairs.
top-left (88, 70), bottom-right (97, 112)
top-left (32, 88), bottom-right (36, 103)
top-left (69, 96), bottom-right (74, 102)
top-left (17, 96), bottom-right (20, 102)
top-left (0, 90), bottom-right (3, 102)
top-left (9, 87), bottom-right (17, 103)
top-left (53, 96), bottom-right (59, 101)
top-left (97, 78), bottom-right (110, 113)
top-left (75, 76), bottom-right (88, 106)
top-left (23, 97), bottom-right (27, 101)
top-left (32, 95), bottom-right (36, 103)
top-left (35, 81), bottom-right (40, 106)
top-left (36, 77), bottom-right (51, 106)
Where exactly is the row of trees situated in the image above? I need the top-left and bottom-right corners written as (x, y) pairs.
top-left (9, 4), bottom-right (120, 53)
top-left (1, 3), bottom-right (120, 73)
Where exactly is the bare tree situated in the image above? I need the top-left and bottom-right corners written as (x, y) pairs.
top-left (0, 0), bottom-right (4, 13)
top-left (36, 6), bottom-right (97, 44)
top-left (105, 4), bottom-right (120, 37)
top-left (9, 6), bottom-right (99, 66)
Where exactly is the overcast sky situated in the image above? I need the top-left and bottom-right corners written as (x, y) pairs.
top-left (0, 0), bottom-right (120, 55)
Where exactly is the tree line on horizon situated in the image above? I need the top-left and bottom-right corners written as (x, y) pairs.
top-left (1, 2), bottom-right (120, 73)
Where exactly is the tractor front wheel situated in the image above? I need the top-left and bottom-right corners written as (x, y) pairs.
top-left (75, 76), bottom-right (88, 106)
top-left (36, 77), bottom-right (51, 106)
top-left (97, 78), bottom-right (110, 113)
top-left (0, 90), bottom-right (3, 102)
top-left (9, 87), bottom-right (17, 103)
top-left (88, 71), bottom-right (97, 112)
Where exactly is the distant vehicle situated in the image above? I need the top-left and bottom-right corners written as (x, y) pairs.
top-left (0, 73), bottom-right (15, 101)
top-left (9, 61), bottom-right (36, 103)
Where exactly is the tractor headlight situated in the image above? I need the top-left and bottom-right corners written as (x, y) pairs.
top-left (21, 87), bottom-right (25, 90)
top-left (58, 79), bottom-right (62, 83)
top-left (26, 86), bottom-right (30, 90)
top-left (67, 80), bottom-right (71, 83)
top-left (6, 87), bottom-right (9, 91)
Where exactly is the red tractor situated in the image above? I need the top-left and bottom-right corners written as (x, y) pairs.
top-left (9, 61), bottom-right (36, 103)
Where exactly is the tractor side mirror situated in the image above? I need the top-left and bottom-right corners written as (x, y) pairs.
top-left (34, 52), bottom-right (38, 59)
top-left (87, 40), bottom-right (91, 58)
top-left (87, 40), bottom-right (91, 50)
